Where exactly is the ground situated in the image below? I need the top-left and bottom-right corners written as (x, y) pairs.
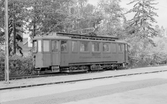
top-left (1, 70), bottom-right (167, 104)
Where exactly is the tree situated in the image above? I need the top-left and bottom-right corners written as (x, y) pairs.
top-left (0, 0), bottom-right (25, 56)
top-left (125, 0), bottom-right (159, 67)
top-left (126, 0), bottom-right (158, 38)
top-left (66, 0), bottom-right (102, 33)
top-left (97, 0), bottom-right (125, 36)
top-left (24, 0), bottom-right (74, 38)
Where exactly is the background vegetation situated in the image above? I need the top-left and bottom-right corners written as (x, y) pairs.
top-left (0, 0), bottom-right (167, 76)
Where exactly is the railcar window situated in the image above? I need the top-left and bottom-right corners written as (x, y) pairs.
top-left (43, 40), bottom-right (50, 52)
top-left (61, 40), bottom-right (68, 52)
top-left (38, 40), bottom-right (42, 52)
top-left (103, 43), bottom-right (110, 52)
top-left (80, 41), bottom-right (89, 52)
top-left (52, 41), bottom-right (58, 52)
top-left (33, 41), bottom-right (37, 52)
top-left (92, 42), bottom-right (100, 52)
top-left (72, 41), bottom-right (77, 52)
top-left (125, 44), bottom-right (128, 51)
top-left (118, 44), bottom-right (123, 52)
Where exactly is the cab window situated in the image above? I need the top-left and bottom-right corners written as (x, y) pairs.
top-left (72, 41), bottom-right (77, 52)
top-left (80, 41), bottom-right (89, 52)
top-left (33, 41), bottom-right (37, 52)
top-left (61, 40), bottom-right (68, 52)
top-left (52, 40), bottom-right (59, 52)
top-left (103, 43), bottom-right (110, 52)
top-left (38, 40), bottom-right (42, 52)
top-left (92, 42), bottom-right (100, 52)
top-left (43, 40), bottom-right (50, 52)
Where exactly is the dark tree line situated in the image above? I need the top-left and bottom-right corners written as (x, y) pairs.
top-left (1, 0), bottom-right (165, 67)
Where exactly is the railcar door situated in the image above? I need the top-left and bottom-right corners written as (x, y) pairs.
top-left (51, 40), bottom-right (60, 66)
top-left (60, 40), bottom-right (69, 66)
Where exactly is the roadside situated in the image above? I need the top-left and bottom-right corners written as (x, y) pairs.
top-left (0, 65), bottom-right (167, 90)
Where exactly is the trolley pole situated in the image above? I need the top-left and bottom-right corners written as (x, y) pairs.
top-left (5, 0), bottom-right (9, 83)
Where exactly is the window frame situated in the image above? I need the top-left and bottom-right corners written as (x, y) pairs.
top-left (92, 41), bottom-right (100, 52)
top-left (71, 40), bottom-right (78, 53)
top-left (38, 40), bottom-right (42, 52)
top-left (80, 41), bottom-right (89, 52)
top-left (51, 40), bottom-right (59, 52)
top-left (43, 40), bottom-right (50, 52)
top-left (33, 40), bottom-right (37, 53)
top-left (103, 42), bottom-right (110, 53)
top-left (118, 43), bottom-right (123, 52)
top-left (61, 40), bottom-right (68, 52)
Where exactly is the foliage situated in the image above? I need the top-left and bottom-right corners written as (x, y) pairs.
top-left (97, 0), bottom-right (125, 37)
top-left (0, 0), bottom-right (25, 55)
top-left (0, 55), bottom-right (34, 76)
top-left (23, 0), bottom-right (74, 37)
top-left (126, 0), bottom-right (158, 38)
top-left (125, 0), bottom-right (164, 68)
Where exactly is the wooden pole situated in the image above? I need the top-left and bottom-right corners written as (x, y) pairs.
top-left (5, 0), bottom-right (9, 83)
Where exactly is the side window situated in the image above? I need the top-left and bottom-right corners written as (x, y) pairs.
top-left (80, 41), bottom-right (89, 52)
top-left (43, 40), bottom-right (50, 52)
top-left (52, 40), bottom-right (59, 52)
top-left (38, 40), bottom-right (42, 52)
top-left (103, 43), bottom-right (110, 52)
top-left (92, 42), bottom-right (100, 52)
top-left (72, 41), bottom-right (77, 52)
top-left (61, 40), bottom-right (68, 52)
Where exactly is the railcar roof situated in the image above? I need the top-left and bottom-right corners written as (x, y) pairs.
top-left (33, 32), bottom-right (71, 40)
top-left (33, 32), bottom-right (119, 41)
top-left (58, 32), bottom-right (119, 40)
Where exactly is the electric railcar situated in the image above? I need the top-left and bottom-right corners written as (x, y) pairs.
top-left (32, 32), bottom-right (128, 73)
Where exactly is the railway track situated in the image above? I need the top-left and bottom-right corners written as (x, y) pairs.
top-left (0, 70), bottom-right (107, 81)
top-left (0, 73), bottom-right (66, 81)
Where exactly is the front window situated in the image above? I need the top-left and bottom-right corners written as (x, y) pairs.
top-left (38, 40), bottom-right (42, 52)
top-left (43, 40), bottom-right (50, 52)
top-left (92, 42), bottom-right (100, 52)
top-left (80, 41), bottom-right (89, 52)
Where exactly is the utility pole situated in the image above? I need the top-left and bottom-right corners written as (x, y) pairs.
top-left (5, 0), bottom-right (9, 83)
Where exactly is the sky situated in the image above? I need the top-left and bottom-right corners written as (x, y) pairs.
top-left (88, 0), bottom-right (167, 28)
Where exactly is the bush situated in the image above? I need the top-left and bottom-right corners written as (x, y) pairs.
top-left (0, 55), bottom-right (35, 76)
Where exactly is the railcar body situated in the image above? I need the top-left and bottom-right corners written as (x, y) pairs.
top-left (32, 32), bottom-right (128, 73)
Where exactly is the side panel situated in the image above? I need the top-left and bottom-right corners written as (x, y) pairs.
top-left (110, 42), bottom-right (117, 62)
top-left (35, 53), bottom-right (43, 68)
top-left (43, 53), bottom-right (51, 67)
